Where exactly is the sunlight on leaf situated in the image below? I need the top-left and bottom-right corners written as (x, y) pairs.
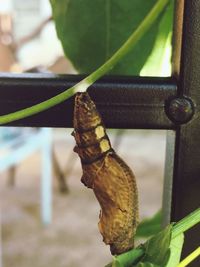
top-left (140, 0), bottom-right (174, 76)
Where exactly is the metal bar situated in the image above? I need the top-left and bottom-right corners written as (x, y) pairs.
top-left (0, 73), bottom-right (177, 129)
top-left (162, 130), bottom-right (176, 227)
top-left (171, 0), bottom-right (200, 264)
top-left (162, 0), bottom-right (184, 226)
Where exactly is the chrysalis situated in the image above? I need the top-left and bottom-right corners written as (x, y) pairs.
top-left (72, 92), bottom-right (139, 255)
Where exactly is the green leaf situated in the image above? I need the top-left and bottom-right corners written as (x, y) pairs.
top-left (165, 233), bottom-right (184, 267)
top-left (135, 210), bottom-right (162, 239)
top-left (50, 0), bottom-right (168, 75)
top-left (140, 0), bottom-right (174, 76)
top-left (137, 225), bottom-right (172, 266)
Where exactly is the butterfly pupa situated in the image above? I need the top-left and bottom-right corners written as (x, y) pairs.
top-left (72, 92), bottom-right (139, 255)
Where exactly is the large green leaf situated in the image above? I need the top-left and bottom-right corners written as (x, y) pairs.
top-left (50, 0), bottom-right (167, 75)
top-left (140, 0), bottom-right (174, 76)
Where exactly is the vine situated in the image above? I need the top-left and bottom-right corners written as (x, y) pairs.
top-left (0, 0), bottom-right (169, 124)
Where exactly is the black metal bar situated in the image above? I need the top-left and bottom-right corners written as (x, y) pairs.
top-left (0, 73), bottom-right (177, 129)
top-left (171, 0), bottom-right (200, 264)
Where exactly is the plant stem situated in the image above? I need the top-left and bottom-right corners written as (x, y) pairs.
top-left (105, 208), bottom-right (200, 267)
top-left (177, 247), bottom-right (200, 267)
top-left (172, 208), bottom-right (200, 239)
top-left (114, 248), bottom-right (144, 267)
top-left (0, 80), bottom-right (90, 124)
top-left (0, 0), bottom-right (169, 124)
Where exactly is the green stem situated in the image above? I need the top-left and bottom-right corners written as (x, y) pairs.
top-left (178, 247), bottom-right (200, 267)
top-left (172, 208), bottom-right (200, 239)
top-left (0, 80), bottom-right (88, 125)
top-left (106, 208), bottom-right (200, 267)
top-left (0, 0), bottom-right (169, 125)
top-left (114, 248), bottom-right (144, 267)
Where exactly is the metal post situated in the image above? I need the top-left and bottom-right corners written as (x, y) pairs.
top-left (170, 0), bottom-right (200, 263)
top-left (41, 128), bottom-right (52, 225)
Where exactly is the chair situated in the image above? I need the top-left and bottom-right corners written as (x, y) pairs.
top-left (0, 127), bottom-right (53, 225)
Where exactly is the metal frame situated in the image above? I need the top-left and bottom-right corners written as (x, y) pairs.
top-left (0, 0), bottom-right (199, 264)
top-left (0, 73), bottom-right (177, 128)
top-left (170, 0), bottom-right (200, 263)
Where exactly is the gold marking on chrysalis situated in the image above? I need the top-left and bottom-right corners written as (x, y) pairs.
top-left (95, 125), bottom-right (105, 139)
top-left (100, 139), bottom-right (110, 152)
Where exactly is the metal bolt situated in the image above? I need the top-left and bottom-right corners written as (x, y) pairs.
top-left (166, 97), bottom-right (194, 124)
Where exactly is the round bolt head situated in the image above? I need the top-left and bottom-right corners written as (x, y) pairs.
top-left (166, 97), bottom-right (194, 124)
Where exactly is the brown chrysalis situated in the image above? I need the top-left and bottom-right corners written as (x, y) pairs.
top-left (72, 92), bottom-right (139, 255)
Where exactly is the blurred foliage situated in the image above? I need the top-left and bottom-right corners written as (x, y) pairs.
top-left (135, 210), bottom-right (162, 239)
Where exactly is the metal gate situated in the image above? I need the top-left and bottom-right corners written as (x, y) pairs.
top-left (0, 0), bottom-right (199, 264)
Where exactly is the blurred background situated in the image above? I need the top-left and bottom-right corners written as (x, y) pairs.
top-left (0, 0), bottom-right (168, 266)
